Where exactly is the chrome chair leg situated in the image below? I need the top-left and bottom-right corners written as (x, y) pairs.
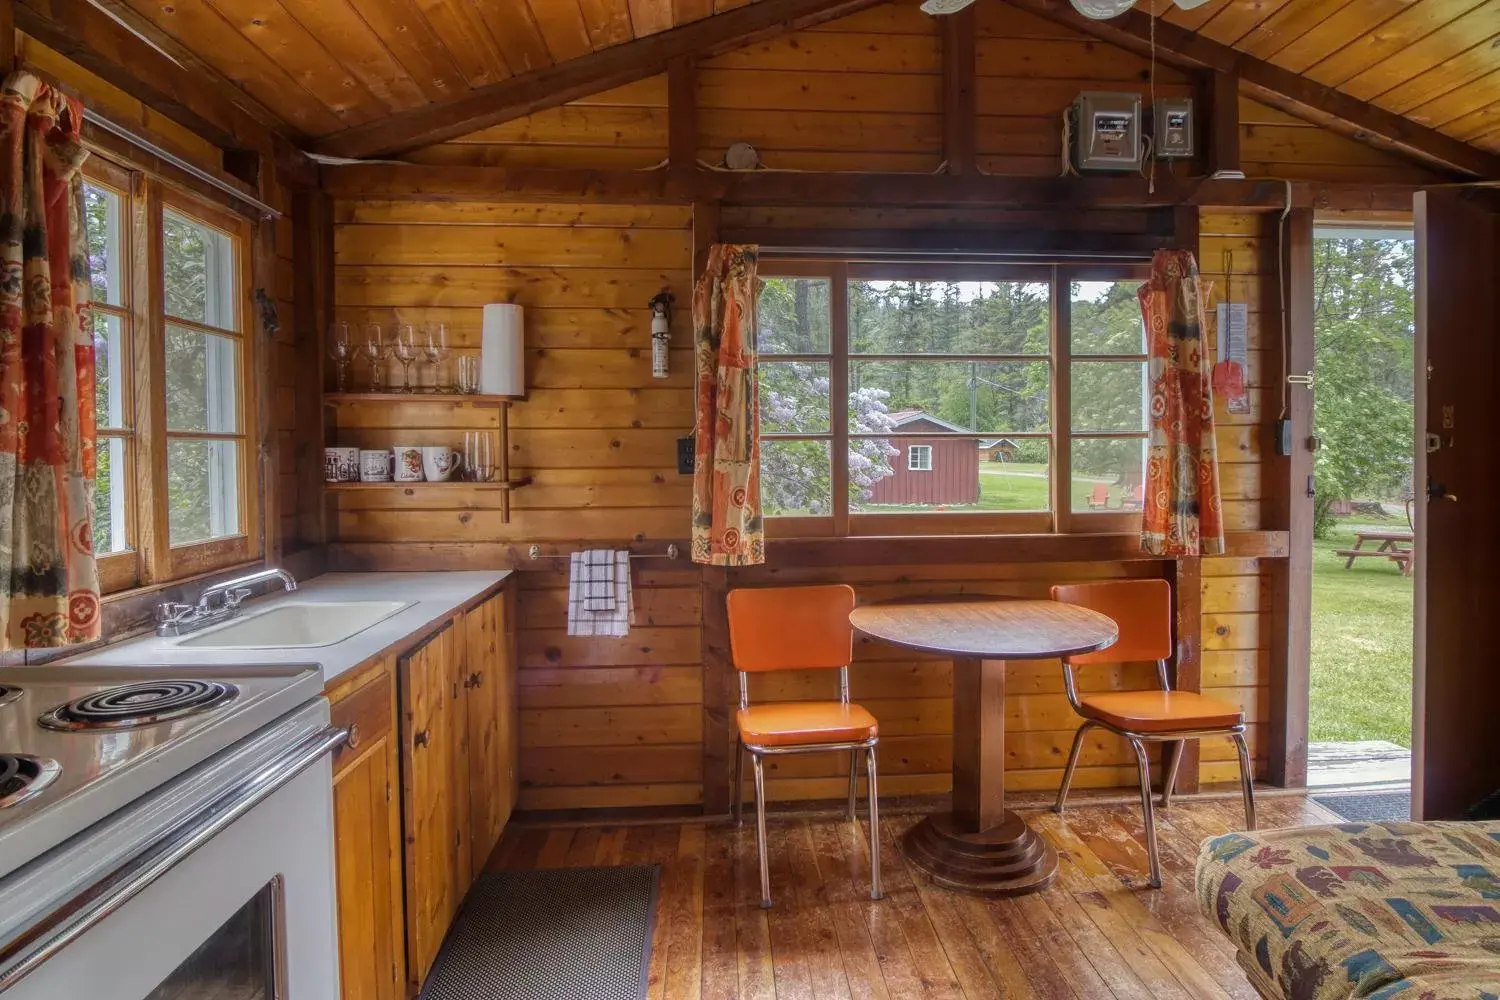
top-left (1054, 721), bottom-right (1093, 813)
top-left (866, 745), bottom-right (883, 900)
top-left (1232, 732), bottom-right (1257, 830)
top-left (1161, 740), bottom-right (1186, 808)
top-left (1129, 739), bottom-right (1163, 889)
top-left (847, 747), bottom-right (859, 822)
top-left (732, 741), bottom-right (745, 827)
top-left (752, 753), bottom-right (771, 908)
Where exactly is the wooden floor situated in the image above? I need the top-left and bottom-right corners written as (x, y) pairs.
top-left (489, 794), bottom-right (1343, 1000)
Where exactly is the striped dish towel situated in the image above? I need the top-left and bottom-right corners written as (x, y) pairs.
top-left (566, 550), bottom-right (632, 637)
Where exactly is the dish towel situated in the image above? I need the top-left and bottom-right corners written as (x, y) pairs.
top-left (567, 550), bottom-right (633, 637)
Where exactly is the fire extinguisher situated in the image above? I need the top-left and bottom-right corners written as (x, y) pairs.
top-left (648, 291), bottom-right (674, 380)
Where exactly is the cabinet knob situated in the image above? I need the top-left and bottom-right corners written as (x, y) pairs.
top-left (346, 723), bottom-right (362, 750)
top-left (413, 729), bottom-right (431, 749)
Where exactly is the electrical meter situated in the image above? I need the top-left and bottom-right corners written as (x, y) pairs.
top-left (1154, 98), bottom-right (1195, 159)
top-left (1071, 92), bottom-right (1142, 172)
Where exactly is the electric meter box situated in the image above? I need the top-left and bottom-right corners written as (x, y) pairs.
top-left (1154, 98), bottom-right (1195, 159)
top-left (1071, 91), bottom-right (1142, 172)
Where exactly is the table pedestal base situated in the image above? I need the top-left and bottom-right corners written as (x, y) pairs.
top-left (901, 811), bottom-right (1059, 897)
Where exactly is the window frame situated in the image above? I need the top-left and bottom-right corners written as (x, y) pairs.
top-left (83, 156), bottom-right (261, 593)
top-left (907, 445), bottom-right (933, 472)
top-left (758, 257), bottom-right (1150, 539)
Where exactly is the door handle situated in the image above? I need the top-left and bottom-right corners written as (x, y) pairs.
top-left (1428, 482), bottom-right (1458, 502)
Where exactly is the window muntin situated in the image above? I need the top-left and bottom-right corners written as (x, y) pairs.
top-left (1068, 280), bottom-right (1148, 515)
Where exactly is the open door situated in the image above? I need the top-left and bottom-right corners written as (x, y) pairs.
top-left (1413, 188), bottom-right (1500, 820)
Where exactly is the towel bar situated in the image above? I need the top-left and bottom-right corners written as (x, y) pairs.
top-left (527, 544), bottom-right (680, 561)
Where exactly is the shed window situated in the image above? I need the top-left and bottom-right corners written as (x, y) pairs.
top-left (907, 445), bottom-right (933, 471)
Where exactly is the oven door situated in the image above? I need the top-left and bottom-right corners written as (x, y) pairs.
top-left (0, 702), bottom-right (344, 998)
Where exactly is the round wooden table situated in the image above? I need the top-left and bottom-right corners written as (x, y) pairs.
top-left (850, 599), bottom-right (1118, 897)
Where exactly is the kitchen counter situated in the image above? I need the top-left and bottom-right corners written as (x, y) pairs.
top-left (61, 571), bottom-right (511, 684)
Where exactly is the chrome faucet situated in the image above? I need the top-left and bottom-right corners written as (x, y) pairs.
top-left (155, 567), bottom-right (298, 637)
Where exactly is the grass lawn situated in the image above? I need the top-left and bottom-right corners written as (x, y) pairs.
top-left (1310, 519), bottom-right (1414, 748)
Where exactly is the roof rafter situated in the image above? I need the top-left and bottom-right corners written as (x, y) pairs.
top-left (1004, 0), bottom-right (1500, 180)
top-left (311, 0), bottom-right (888, 161)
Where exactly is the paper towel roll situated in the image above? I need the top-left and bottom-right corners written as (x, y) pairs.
top-left (480, 303), bottom-right (525, 396)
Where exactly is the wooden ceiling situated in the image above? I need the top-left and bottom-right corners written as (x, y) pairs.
top-left (91, 0), bottom-right (1500, 162)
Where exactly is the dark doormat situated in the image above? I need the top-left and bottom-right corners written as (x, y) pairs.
top-left (420, 865), bottom-right (660, 1000)
top-left (1312, 790), bottom-right (1412, 823)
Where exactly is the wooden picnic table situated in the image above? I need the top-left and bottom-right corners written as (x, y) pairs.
top-left (1336, 530), bottom-right (1414, 575)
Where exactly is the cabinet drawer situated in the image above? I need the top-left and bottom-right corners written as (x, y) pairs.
top-left (330, 672), bottom-right (394, 778)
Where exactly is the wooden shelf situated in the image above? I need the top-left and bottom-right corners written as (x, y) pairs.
top-left (325, 477), bottom-right (533, 492)
top-left (323, 392), bottom-right (525, 406)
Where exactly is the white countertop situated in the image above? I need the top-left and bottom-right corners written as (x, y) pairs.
top-left (60, 571), bottom-right (511, 685)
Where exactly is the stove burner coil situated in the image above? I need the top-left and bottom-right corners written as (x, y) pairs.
top-left (0, 754), bottom-right (61, 808)
top-left (38, 680), bottom-right (238, 732)
top-left (0, 686), bottom-right (19, 710)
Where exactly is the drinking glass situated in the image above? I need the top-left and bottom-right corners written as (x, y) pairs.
top-left (464, 431), bottom-right (494, 483)
top-left (423, 323), bottom-right (450, 392)
top-left (328, 321), bottom-right (352, 392)
top-left (392, 323), bottom-right (419, 394)
top-left (361, 323), bottom-right (385, 393)
top-left (456, 355), bottom-right (481, 394)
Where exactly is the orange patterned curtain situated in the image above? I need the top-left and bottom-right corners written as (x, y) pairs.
top-left (690, 244), bottom-right (763, 566)
top-left (1137, 249), bottom-right (1225, 557)
top-left (0, 73), bottom-right (100, 648)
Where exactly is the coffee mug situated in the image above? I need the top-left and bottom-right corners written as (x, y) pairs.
top-left (392, 446), bottom-right (424, 483)
top-left (421, 446), bottom-right (462, 483)
top-left (324, 447), bottom-right (359, 483)
top-left (360, 449), bottom-right (392, 483)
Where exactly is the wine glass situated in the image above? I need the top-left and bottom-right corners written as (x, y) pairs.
top-left (361, 322), bottom-right (385, 393)
top-left (423, 323), bottom-right (450, 393)
top-left (328, 321), bottom-right (352, 393)
top-left (392, 323), bottom-right (419, 394)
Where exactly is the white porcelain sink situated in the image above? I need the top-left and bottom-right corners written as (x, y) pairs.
top-left (176, 600), bottom-right (413, 649)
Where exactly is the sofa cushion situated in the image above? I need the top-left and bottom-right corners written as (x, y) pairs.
top-left (1195, 820), bottom-right (1500, 1000)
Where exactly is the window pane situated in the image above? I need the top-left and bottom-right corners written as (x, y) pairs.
top-left (1071, 280), bottom-right (1145, 355)
top-left (168, 438), bottom-right (240, 544)
top-left (1071, 437), bottom-right (1146, 513)
top-left (758, 277), bottom-right (830, 354)
top-left (84, 185), bottom-right (124, 307)
top-left (1071, 360), bottom-right (1146, 433)
top-left (855, 443), bottom-right (1051, 513)
top-left (163, 209), bottom-right (237, 329)
top-left (93, 312), bottom-right (126, 430)
top-left (849, 279), bottom-right (1049, 355)
top-left (93, 436), bottom-right (128, 554)
top-left (761, 438), bottom-right (832, 516)
top-left (166, 324), bottom-right (240, 433)
top-left (850, 360), bottom-right (1049, 434)
top-left (760, 361), bottom-right (830, 433)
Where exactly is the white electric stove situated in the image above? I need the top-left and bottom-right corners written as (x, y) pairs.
top-left (0, 663), bottom-right (344, 997)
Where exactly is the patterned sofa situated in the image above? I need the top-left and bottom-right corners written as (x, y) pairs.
top-left (1195, 820), bottom-right (1500, 1000)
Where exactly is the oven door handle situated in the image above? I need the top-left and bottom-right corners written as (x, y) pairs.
top-left (0, 725), bottom-right (348, 993)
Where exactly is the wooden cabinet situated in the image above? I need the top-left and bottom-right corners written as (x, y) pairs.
top-left (328, 658), bottom-right (406, 1000)
top-left (463, 589), bottom-right (516, 877)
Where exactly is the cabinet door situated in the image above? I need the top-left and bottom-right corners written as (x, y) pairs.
top-left (464, 590), bottom-right (513, 877)
top-left (330, 664), bottom-right (405, 1000)
top-left (399, 624), bottom-right (471, 989)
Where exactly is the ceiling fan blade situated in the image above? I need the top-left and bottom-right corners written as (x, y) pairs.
top-left (919, 0), bottom-right (978, 13)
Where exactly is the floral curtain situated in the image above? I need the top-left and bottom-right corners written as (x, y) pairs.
top-left (0, 72), bottom-right (100, 648)
top-left (690, 244), bottom-right (763, 566)
top-left (1137, 249), bottom-right (1225, 557)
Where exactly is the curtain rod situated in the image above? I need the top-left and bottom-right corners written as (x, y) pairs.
top-left (82, 109), bottom-right (283, 221)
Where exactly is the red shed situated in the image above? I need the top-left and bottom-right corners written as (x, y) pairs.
top-left (865, 411), bottom-right (980, 506)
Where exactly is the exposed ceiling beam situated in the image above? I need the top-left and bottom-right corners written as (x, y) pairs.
top-left (1004, 0), bottom-right (1500, 180)
top-left (312, 0), bottom-right (888, 161)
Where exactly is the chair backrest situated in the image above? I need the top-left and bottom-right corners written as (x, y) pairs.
top-left (1089, 484), bottom-right (1109, 505)
top-left (1050, 579), bottom-right (1172, 665)
top-left (726, 584), bottom-right (856, 673)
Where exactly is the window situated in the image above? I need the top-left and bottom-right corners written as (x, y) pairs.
top-left (82, 159), bottom-right (258, 591)
top-left (757, 261), bottom-right (1147, 536)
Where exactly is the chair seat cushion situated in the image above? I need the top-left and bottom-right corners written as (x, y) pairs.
top-left (1078, 690), bottom-right (1243, 733)
top-left (737, 702), bottom-right (878, 748)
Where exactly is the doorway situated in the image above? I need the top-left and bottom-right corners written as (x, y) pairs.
top-left (1306, 224), bottom-right (1416, 795)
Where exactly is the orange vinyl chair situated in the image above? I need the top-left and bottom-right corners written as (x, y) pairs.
top-left (1050, 579), bottom-right (1255, 888)
top-left (726, 584), bottom-right (882, 908)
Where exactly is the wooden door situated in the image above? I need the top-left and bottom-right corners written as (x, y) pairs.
top-left (398, 623), bottom-right (471, 989)
top-left (1414, 188), bottom-right (1500, 820)
top-left (464, 591), bottom-right (514, 877)
top-left (329, 661), bottom-right (406, 1000)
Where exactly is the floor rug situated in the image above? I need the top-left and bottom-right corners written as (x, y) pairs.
top-left (1312, 789), bottom-right (1412, 823)
top-left (420, 865), bottom-right (659, 1000)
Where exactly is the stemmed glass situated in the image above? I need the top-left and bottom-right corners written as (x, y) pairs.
top-left (328, 321), bottom-right (352, 392)
top-left (392, 323), bottom-right (419, 394)
top-left (423, 323), bottom-right (450, 393)
top-left (361, 323), bottom-right (385, 393)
